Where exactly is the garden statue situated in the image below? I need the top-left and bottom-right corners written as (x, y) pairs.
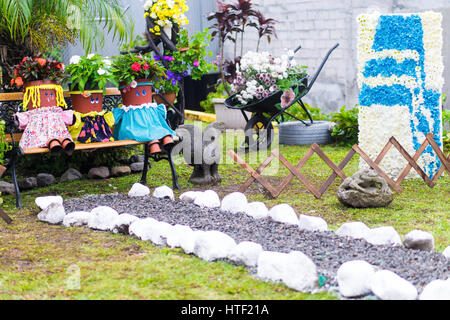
top-left (337, 169), bottom-right (394, 208)
top-left (174, 122), bottom-right (226, 185)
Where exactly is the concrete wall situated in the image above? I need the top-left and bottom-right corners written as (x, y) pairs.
top-left (222, 0), bottom-right (450, 113)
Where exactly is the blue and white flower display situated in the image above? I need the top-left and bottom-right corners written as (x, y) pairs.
top-left (357, 12), bottom-right (444, 179)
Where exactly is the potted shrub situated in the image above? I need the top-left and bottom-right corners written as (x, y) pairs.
top-left (10, 56), bottom-right (75, 154)
top-left (110, 52), bottom-right (176, 154)
top-left (65, 54), bottom-right (117, 114)
top-left (64, 54), bottom-right (117, 143)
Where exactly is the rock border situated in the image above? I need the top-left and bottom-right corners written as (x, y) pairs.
top-left (37, 186), bottom-right (450, 300)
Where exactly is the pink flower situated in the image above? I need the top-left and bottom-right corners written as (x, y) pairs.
top-left (131, 62), bottom-right (141, 72)
top-left (142, 62), bottom-right (150, 70)
top-left (281, 89), bottom-right (295, 108)
top-left (193, 60), bottom-right (200, 67)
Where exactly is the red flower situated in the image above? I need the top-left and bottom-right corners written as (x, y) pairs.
top-left (15, 77), bottom-right (23, 87)
top-left (142, 62), bottom-right (150, 70)
top-left (56, 62), bottom-right (64, 69)
top-left (10, 79), bottom-right (14, 86)
top-left (131, 62), bottom-right (141, 72)
top-left (37, 58), bottom-right (47, 66)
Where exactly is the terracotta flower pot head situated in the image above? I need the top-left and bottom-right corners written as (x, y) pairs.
top-left (23, 80), bottom-right (61, 110)
top-left (70, 91), bottom-right (104, 114)
top-left (119, 79), bottom-right (153, 106)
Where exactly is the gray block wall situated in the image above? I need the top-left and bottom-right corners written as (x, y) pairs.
top-left (222, 0), bottom-right (450, 113)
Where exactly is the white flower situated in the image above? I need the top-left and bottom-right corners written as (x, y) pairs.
top-left (87, 53), bottom-right (95, 59)
top-left (130, 80), bottom-right (138, 88)
top-left (97, 68), bottom-right (106, 75)
top-left (69, 55), bottom-right (81, 65)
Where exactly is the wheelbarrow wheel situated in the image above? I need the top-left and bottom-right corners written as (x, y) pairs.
top-left (240, 114), bottom-right (274, 151)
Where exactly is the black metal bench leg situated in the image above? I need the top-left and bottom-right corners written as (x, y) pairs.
top-left (167, 148), bottom-right (180, 190)
top-left (10, 157), bottom-right (22, 210)
top-left (140, 143), bottom-right (150, 185)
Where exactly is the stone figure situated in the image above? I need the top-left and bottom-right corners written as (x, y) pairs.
top-left (174, 122), bottom-right (226, 185)
top-left (337, 169), bottom-right (394, 208)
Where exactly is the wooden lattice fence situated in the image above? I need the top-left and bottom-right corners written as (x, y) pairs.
top-left (227, 133), bottom-right (450, 199)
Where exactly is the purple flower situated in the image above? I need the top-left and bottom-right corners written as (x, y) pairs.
top-left (164, 55), bottom-right (175, 62)
top-left (154, 55), bottom-right (161, 61)
top-left (167, 70), bottom-right (175, 79)
top-left (171, 79), bottom-right (177, 86)
top-left (176, 74), bottom-right (182, 81)
top-left (182, 71), bottom-right (189, 77)
top-left (193, 60), bottom-right (200, 67)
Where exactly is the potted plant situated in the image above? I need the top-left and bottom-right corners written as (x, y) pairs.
top-left (110, 52), bottom-right (176, 154)
top-left (64, 54), bottom-right (117, 144)
top-left (152, 28), bottom-right (218, 106)
top-left (10, 56), bottom-right (75, 154)
top-left (65, 54), bottom-right (117, 114)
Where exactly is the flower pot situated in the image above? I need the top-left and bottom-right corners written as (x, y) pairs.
top-left (23, 80), bottom-right (59, 110)
top-left (213, 98), bottom-right (251, 130)
top-left (119, 79), bottom-right (153, 106)
top-left (69, 90), bottom-right (104, 114)
top-left (153, 91), bottom-right (177, 106)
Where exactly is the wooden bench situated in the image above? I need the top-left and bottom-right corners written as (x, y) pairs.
top-left (0, 88), bottom-right (181, 209)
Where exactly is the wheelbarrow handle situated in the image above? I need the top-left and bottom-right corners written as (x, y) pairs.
top-left (306, 43), bottom-right (340, 91)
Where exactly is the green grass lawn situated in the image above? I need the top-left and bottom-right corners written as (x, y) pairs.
top-left (0, 128), bottom-right (448, 300)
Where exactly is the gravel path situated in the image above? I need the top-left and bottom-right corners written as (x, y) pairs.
top-left (64, 193), bottom-right (449, 294)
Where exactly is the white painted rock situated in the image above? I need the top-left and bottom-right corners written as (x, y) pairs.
top-left (194, 190), bottom-right (221, 208)
top-left (282, 251), bottom-right (318, 292)
top-left (37, 202), bottom-right (66, 224)
top-left (128, 183), bottom-right (150, 197)
top-left (228, 241), bottom-right (263, 267)
top-left (193, 230), bottom-right (237, 261)
top-left (443, 246), bottom-right (450, 260)
top-left (129, 218), bottom-right (159, 241)
top-left (257, 251), bottom-right (291, 282)
top-left (245, 202), bottom-right (269, 220)
top-left (402, 230), bottom-right (434, 251)
top-left (166, 224), bottom-right (194, 248)
top-left (35, 196), bottom-right (63, 210)
top-left (63, 211), bottom-right (91, 227)
top-left (337, 260), bottom-right (376, 298)
top-left (370, 270), bottom-right (418, 300)
top-left (87, 206), bottom-right (119, 231)
top-left (220, 192), bottom-right (248, 214)
top-left (112, 214), bottom-right (140, 234)
top-left (336, 221), bottom-right (370, 240)
top-left (153, 185), bottom-right (175, 200)
top-left (148, 221), bottom-right (174, 246)
top-left (365, 226), bottom-right (402, 246)
top-left (180, 230), bottom-right (205, 255)
top-left (298, 214), bottom-right (328, 232)
top-left (268, 204), bottom-right (298, 225)
top-left (419, 279), bottom-right (450, 300)
top-left (179, 191), bottom-right (202, 203)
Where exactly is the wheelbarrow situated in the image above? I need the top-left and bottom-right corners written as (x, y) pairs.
top-left (225, 43), bottom-right (340, 150)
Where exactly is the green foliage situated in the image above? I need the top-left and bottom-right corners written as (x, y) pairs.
top-left (65, 54), bottom-right (117, 92)
top-left (443, 109), bottom-right (450, 153)
top-left (200, 83), bottom-right (228, 114)
top-left (0, 0), bottom-right (133, 53)
top-left (110, 53), bottom-right (165, 85)
top-left (16, 146), bottom-right (139, 177)
top-left (277, 102), bottom-right (330, 122)
top-left (276, 65), bottom-right (308, 93)
top-left (171, 28), bottom-right (218, 80)
top-left (0, 120), bottom-right (11, 166)
top-left (329, 105), bottom-right (359, 147)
